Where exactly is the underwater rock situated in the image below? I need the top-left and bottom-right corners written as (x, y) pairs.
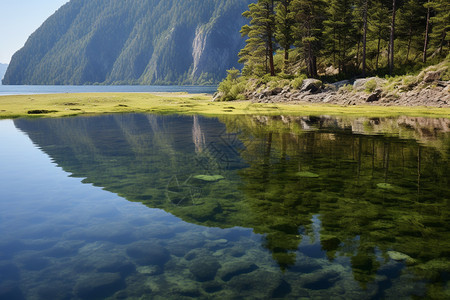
top-left (37, 281), bottom-right (73, 300)
top-left (0, 281), bottom-right (25, 300)
top-left (189, 257), bottom-right (221, 281)
top-left (126, 242), bottom-right (170, 266)
top-left (387, 251), bottom-right (416, 265)
top-left (226, 269), bottom-right (282, 297)
top-left (74, 272), bottom-right (123, 299)
top-left (0, 263), bottom-right (20, 281)
top-left (202, 281), bottom-right (223, 293)
top-left (165, 232), bottom-right (205, 257)
top-left (296, 171), bottom-right (320, 178)
top-left (19, 255), bottom-right (50, 271)
top-left (193, 175), bottom-right (225, 182)
top-left (44, 240), bottom-right (84, 258)
top-left (219, 261), bottom-right (258, 281)
top-left (301, 269), bottom-right (340, 290)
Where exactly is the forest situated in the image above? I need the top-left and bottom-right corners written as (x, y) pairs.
top-left (237, 0), bottom-right (448, 80)
top-left (2, 0), bottom-right (252, 85)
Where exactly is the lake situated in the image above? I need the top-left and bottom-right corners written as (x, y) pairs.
top-left (0, 114), bottom-right (449, 299)
top-left (0, 85), bottom-right (218, 96)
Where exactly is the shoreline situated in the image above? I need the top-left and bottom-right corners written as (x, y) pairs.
top-left (1, 92), bottom-right (449, 119)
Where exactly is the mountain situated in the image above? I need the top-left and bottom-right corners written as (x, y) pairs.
top-left (3, 0), bottom-right (252, 86)
top-left (0, 64), bottom-right (8, 85)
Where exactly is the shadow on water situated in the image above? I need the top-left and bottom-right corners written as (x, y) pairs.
top-left (13, 113), bottom-right (450, 299)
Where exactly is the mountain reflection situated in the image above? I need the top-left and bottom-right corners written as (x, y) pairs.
top-left (14, 114), bottom-right (449, 291)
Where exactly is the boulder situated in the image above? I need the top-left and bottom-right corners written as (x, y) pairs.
top-left (189, 257), bottom-right (221, 281)
top-left (219, 261), bottom-right (258, 281)
top-left (300, 79), bottom-right (322, 93)
top-left (366, 89), bottom-right (382, 102)
top-left (423, 71), bottom-right (441, 82)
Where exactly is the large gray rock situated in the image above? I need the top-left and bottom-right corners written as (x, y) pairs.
top-left (300, 79), bottom-right (322, 93)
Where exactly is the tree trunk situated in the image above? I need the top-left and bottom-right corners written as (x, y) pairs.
top-left (376, 35), bottom-right (381, 70)
top-left (406, 28), bottom-right (412, 62)
top-left (362, 0), bottom-right (368, 77)
top-left (423, 1), bottom-right (430, 63)
top-left (389, 0), bottom-right (396, 74)
top-left (284, 48), bottom-right (289, 73)
top-left (268, 0), bottom-right (275, 76)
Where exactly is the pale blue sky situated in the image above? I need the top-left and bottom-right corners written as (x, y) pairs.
top-left (0, 0), bottom-right (69, 64)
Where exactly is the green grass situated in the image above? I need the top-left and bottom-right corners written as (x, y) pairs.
top-left (1, 92), bottom-right (449, 119)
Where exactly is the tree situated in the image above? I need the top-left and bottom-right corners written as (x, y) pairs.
top-left (368, 0), bottom-right (391, 70)
top-left (397, 0), bottom-right (426, 63)
top-left (275, 0), bottom-right (295, 73)
top-left (291, 0), bottom-right (326, 78)
top-left (428, 0), bottom-right (449, 57)
top-left (323, 0), bottom-right (355, 74)
top-left (239, 0), bottom-right (277, 76)
top-left (388, 0), bottom-right (397, 74)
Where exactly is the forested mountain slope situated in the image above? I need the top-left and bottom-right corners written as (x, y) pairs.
top-left (0, 64), bottom-right (7, 85)
top-left (3, 0), bottom-right (252, 85)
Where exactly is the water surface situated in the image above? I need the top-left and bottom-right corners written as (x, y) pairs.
top-left (0, 85), bottom-right (217, 96)
top-left (1, 114), bottom-right (449, 299)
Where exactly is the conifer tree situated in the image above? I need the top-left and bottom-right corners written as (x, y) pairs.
top-left (239, 0), bottom-right (277, 76)
top-left (428, 0), bottom-right (449, 57)
top-left (291, 0), bottom-right (326, 78)
top-left (397, 0), bottom-right (426, 63)
top-left (275, 0), bottom-right (295, 73)
top-left (368, 0), bottom-right (391, 70)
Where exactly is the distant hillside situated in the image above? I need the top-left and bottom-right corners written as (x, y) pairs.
top-left (0, 64), bottom-right (8, 85)
top-left (3, 0), bottom-right (252, 85)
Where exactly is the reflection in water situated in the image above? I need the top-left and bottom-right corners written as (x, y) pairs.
top-left (10, 114), bottom-right (450, 299)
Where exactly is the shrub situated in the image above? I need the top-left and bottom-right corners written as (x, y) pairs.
top-left (217, 69), bottom-right (247, 101)
top-left (364, 79), bottom-right (377, 93)
top-left (291, 74), bottom-right (307, 90)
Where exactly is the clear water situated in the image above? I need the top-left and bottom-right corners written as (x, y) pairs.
top-left (0, 85), bottom-right (217, 96)
top-left (0, 114), bottom-right (449, 299)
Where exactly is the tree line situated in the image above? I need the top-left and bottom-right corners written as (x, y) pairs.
top-left (238, 0), bottom-right (449, 79)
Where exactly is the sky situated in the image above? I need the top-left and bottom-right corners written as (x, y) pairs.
top-left (0, 0), bottom-right (69, 64)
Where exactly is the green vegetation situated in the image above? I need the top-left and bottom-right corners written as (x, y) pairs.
top-left (3, 0), bottom-right (253, 85)
top-left (1, 92), bottom-right (450, 119)
top-left (218, 0), bottom-right (449, 100)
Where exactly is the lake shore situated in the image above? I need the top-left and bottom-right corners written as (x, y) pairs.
top-left (1, 92), bottom-right (450, 119)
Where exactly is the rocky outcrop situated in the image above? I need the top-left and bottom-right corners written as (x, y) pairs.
top-left (246, 75), bottom-right (449, 108)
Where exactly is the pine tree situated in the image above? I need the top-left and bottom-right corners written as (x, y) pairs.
top-left (323, 0), bottom-right (355, 74)
top-left (428, 0), bottom-right (449, 58)
top-left (368, 0), bottom-right (391, 71)
top-left (275, 0), bottom-right (295, 73)
top-left (291, 0), bottom-right (326, 78)
top-left (397, 0), bottom-right (426, 63)
top-left (239, 0), bottom-right (277, 76)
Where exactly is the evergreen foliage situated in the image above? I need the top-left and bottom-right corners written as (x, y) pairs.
top-left (237, 0), bottom-right (449, 80)
top-left (3, 0), bottom-right (253, 85)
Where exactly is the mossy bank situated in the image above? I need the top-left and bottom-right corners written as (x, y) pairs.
top-left (1, 92), bottom-right (450, 119)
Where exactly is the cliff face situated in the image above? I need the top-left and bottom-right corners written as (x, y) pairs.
top-left (0, 64), bottom-right (7, 85)
top-left (2, 0), bottom-right (252, 85)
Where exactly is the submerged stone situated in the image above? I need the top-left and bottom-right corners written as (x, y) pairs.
top-left (387, 251), bottom-right (416, 265)
top-left (193, 175), bottom-right (225, 182)
top-left (126, 242), bottom-right (170, 266)
top-left (74, 272), bottom-right (123, 299)
top-left (377, 183), bottom-right (395, 190)
top-left (296, 171), bottom-right (319, 178)
top-left (189, 257), bottom-right (221, 282)
top-left (220, 261), bottom-right (258, 282)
